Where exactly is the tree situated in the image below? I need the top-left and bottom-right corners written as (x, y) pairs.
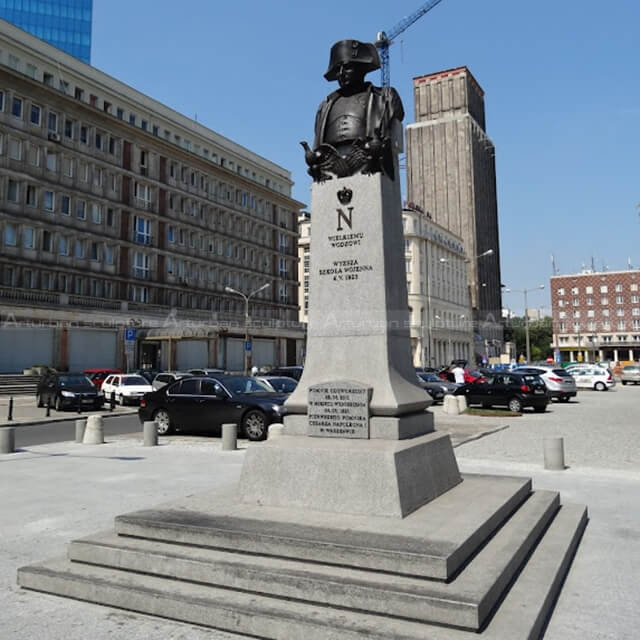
top-left (504, 316), bottom-right (553, 362)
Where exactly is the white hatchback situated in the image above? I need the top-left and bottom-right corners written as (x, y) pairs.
top-left (102, 374), bottom-right (154, 405)
top-left (569, 368), bottom-right (616, 391)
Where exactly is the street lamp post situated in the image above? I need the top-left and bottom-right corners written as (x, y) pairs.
top-left (225, 283), bottom-right (270, 375)
top-left (504, 284), bottom-right (545, 364)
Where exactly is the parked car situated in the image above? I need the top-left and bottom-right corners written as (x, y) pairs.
top-left (151, 371), bottom-right (193, 391)
top-left (621, 365), bottom-right (640, 385)
top-left (188, 368), bottom-right (226, 377)
top-left (514, 366), bottom-right (577, 402)
top-left (417, 372), bottom-right (458, 403)
top-left (139, 375), bottom-right (287, 441)
top-left (569, 368), bottom-right (616, 391)
top-left (454, 372), bottom-right (549, 413)
top-left (263, 366), bottom-right (304, 381)
top-left (36, 372), bottom-right (103, 411)
top-left (101, 374), bottom-right (154, 405)
top-left (132, 369), bottom-right (161, 384)
top-left (83, 368), bottom-right (122, 391)
top-left (256, 376), bottom-right (298, 394)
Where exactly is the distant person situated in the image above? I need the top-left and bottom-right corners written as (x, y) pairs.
top-left (250, 366), bottom-right (258, 377)
top-left (452, 364), bottom-right (466, 385)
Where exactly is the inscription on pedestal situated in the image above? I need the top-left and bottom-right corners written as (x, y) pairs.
top-left (308, 382), bottom-right (371, 439)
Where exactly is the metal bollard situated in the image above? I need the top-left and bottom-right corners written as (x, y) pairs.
top-left (544, 437), bottom-right (566, 471)
top-left (7, 396), bottom-right (13, 421)
top-left (109, 392), bottom-right (116, 412)
top-left (76, 395), bottom-right (82, 414)
top-left (75, 418), bottom-right (87, 443)
top-left (45, 398), bottom-right (51, 417)
top-left (221, 423), bottom-right (237, 451)
top-left (143, 421), bottom-right (158, 447)
top-left (0, 427), bottom-right (15, 454)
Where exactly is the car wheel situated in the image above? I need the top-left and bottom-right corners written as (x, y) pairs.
top-left (36, 394), bottom-right (44, 408)
top-left (153, 409), bottom-right (173, 435)
top-left (55, 396), bottom-right (63, 412)
top-left (559, 396), bottom-right (570, 403)
top-left (508, 397), bottom-right (523, 413)
top-left (621, 381), bottom-right (627, 386)
top-left (594, 382), bottom-right (607, 391)
top-left (533, 405), bottom-right (546, 413)
top-left (242, 410), bottom-right (268, 441)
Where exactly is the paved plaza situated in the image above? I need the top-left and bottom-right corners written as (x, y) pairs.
top-left (1, 386), bottom-right (638, 639)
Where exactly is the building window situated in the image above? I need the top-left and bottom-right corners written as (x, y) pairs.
top-left (60, 195), bottom-right (70, 216)
top-left (45, 152), bottom-right (57, 172)
top-left (11, 96), bottom-right (23, 118)
top-left (76, 200), bottom-right (86, 220)
top-left (43, 191), bottom-right (54, 212)
top-left (571, 287), bottom-right (579, 295)
top-left (585, 286), bottom-right (593, 294)
top-left (23, 227), bottom-right (35, 249)
top-left (573, 311), bottom-right (580, 319)
top-left (48, 111), bottom-right (58, 132)
top-left (26, 185), bottom-right (37, 207)
top-left (80, 126), bottom-right (88, 144)
top-left (116, 107), bottom-right (124, 120)
top-left (59, 236), bottom-right (69, 255)
top-left (90, 242), bottom-right (99, 261)
top-left (617, 321), bottom-right (626, 331)
top-left (63, 157), bottom-right (73, 177)
top-left (134, 182), bottom-right (150, 204)
top-left (632, 308), bottom-right (640, 316)
top-left (141, 120), bottom-right (148, 131)
top-left (600, 285), bottom-right (608, 293)
top-left (616, 308), bottom-right (624, 317)
top-left (4, 223), bottom-right (17, 246)
top-left (168, 226), bottom-right (175, 243)
top-left (75, 240), bottom-right (85, 258)
top-left (631, 284), bottom-right (638, 292)
top-left (42, 230), bottom-right (52, 252)
top-left (106, 209), bottom-right (114, 226)
top-left (134, 217), bottom-right (151, 244)
top-left (132, 286), bottom-right (149, 303)
top-left (586, 297), bottom-right (593, 305)
top-left (64, 119), bottom-right (74, 138)
top-left (8, 138), bottom-right (22, 160)
top-left (616, 295), bottom-right (624, 304)
top-left (91, 203), bottom-right (102, 223)
top-left (30, 104), bottom-right (41, 125)
top-left (601, 297), bottom-right (608, 305)
top-left (558, 299), bottom-right (565, 307)
top-left (7, 180), bottom-right (19, 203)
top-left (602, 309), bottom-right (609, 317)
top-left (587, 310), bottom-right (595, 318)
top-left (129, 114), bottom-right (136, 125)
top-left (615, 284), bottom-right (623, 292)
top-left (95, 131), bottom-right (103, 150)
top-left (104, 282), bottom-right (113, 298)
top-left (0, 90), bottom-right (3, 111)
top-left (104, 245), bottom-right (114, 264)
top-left (632, 295), bottom-right (639, 304)
top-left (572, 298), bottom-right (579, 306)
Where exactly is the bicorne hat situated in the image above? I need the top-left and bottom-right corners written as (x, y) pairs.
top-left (324, 39), bottom-right (381, 81)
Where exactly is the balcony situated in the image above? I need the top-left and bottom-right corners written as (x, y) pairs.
top-left (134, 198), bottom-right (153, 211)
top-left (132, 232), bottom-right (153, 246)
top-left (132, 268), bottom-right (155, 281)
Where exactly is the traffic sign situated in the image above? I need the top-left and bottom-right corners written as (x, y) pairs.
top-left (245, 340), bottom-right (252, 352)
top-left (125, 328), bottom-right (136, 342)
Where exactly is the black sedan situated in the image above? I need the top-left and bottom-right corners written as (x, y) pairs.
top-left (139, 375), bottom-right (287, 441)
top-left (454, 372), bottom-right (549, 413)
top-left (417, 373), bottom-right (459, 402)
top-left (36, 372), bottom-right (103, 411)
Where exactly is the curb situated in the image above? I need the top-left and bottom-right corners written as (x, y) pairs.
top-left (0, 409), bottom-right (138, 429)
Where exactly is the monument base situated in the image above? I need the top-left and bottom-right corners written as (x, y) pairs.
top-left (238, 432), bottom-right (460, 518)
top-left (18, 473), bottom-right (588, 638)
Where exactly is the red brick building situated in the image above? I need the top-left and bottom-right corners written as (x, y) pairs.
top-left (550, 270), bottom-right (640, 363)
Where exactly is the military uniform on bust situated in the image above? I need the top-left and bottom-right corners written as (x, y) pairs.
top-left (301, 39), bottom-right (404, 182)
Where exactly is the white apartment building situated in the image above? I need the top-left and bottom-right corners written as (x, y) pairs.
top-left (403, 206), bottom-right (473, 367)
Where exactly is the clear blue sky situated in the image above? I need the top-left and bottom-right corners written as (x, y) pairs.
top-left (92, 0), bottom-right (640, 315)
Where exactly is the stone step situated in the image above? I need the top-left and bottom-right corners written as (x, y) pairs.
top-left (69, 490), bottom-right (559, 630)
top-left (17, 504), bottom-right (588, 640)
top-left (114, 473), bottom-right (532, 580)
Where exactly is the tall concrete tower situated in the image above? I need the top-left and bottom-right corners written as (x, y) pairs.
top-left (406, 66), bottom-right (503, 360)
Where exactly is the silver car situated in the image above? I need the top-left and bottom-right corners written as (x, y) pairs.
top-left (621, 365), bottom-right (640, 385)
top-left (514, 366), bottom-right (577, 402)
top-left (570, 368), bottom-right (616, 391)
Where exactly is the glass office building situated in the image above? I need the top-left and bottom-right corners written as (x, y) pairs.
top-left (0, 0), bottom-right (92, 63)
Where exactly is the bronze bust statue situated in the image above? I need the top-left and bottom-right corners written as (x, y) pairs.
top-left (301, 39), bottom-right (405, 182)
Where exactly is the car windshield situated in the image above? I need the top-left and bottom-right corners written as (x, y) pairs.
top-left (224, 377), bottom-right (271, 395)
top-left (123, 376), bottom-right (148, 385)
top-left (552, 369), bottom-right (572, 377)
top-left (267, 378), bottom-right (297, 393)
top-left (419, 373), bottom-right (441, 383)
top-left (623, 366), bottom-right (639, 371)
top-left (523, 375), bottom-right (544, 384)
top-left (59, 375), bottom-right (92, 386)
